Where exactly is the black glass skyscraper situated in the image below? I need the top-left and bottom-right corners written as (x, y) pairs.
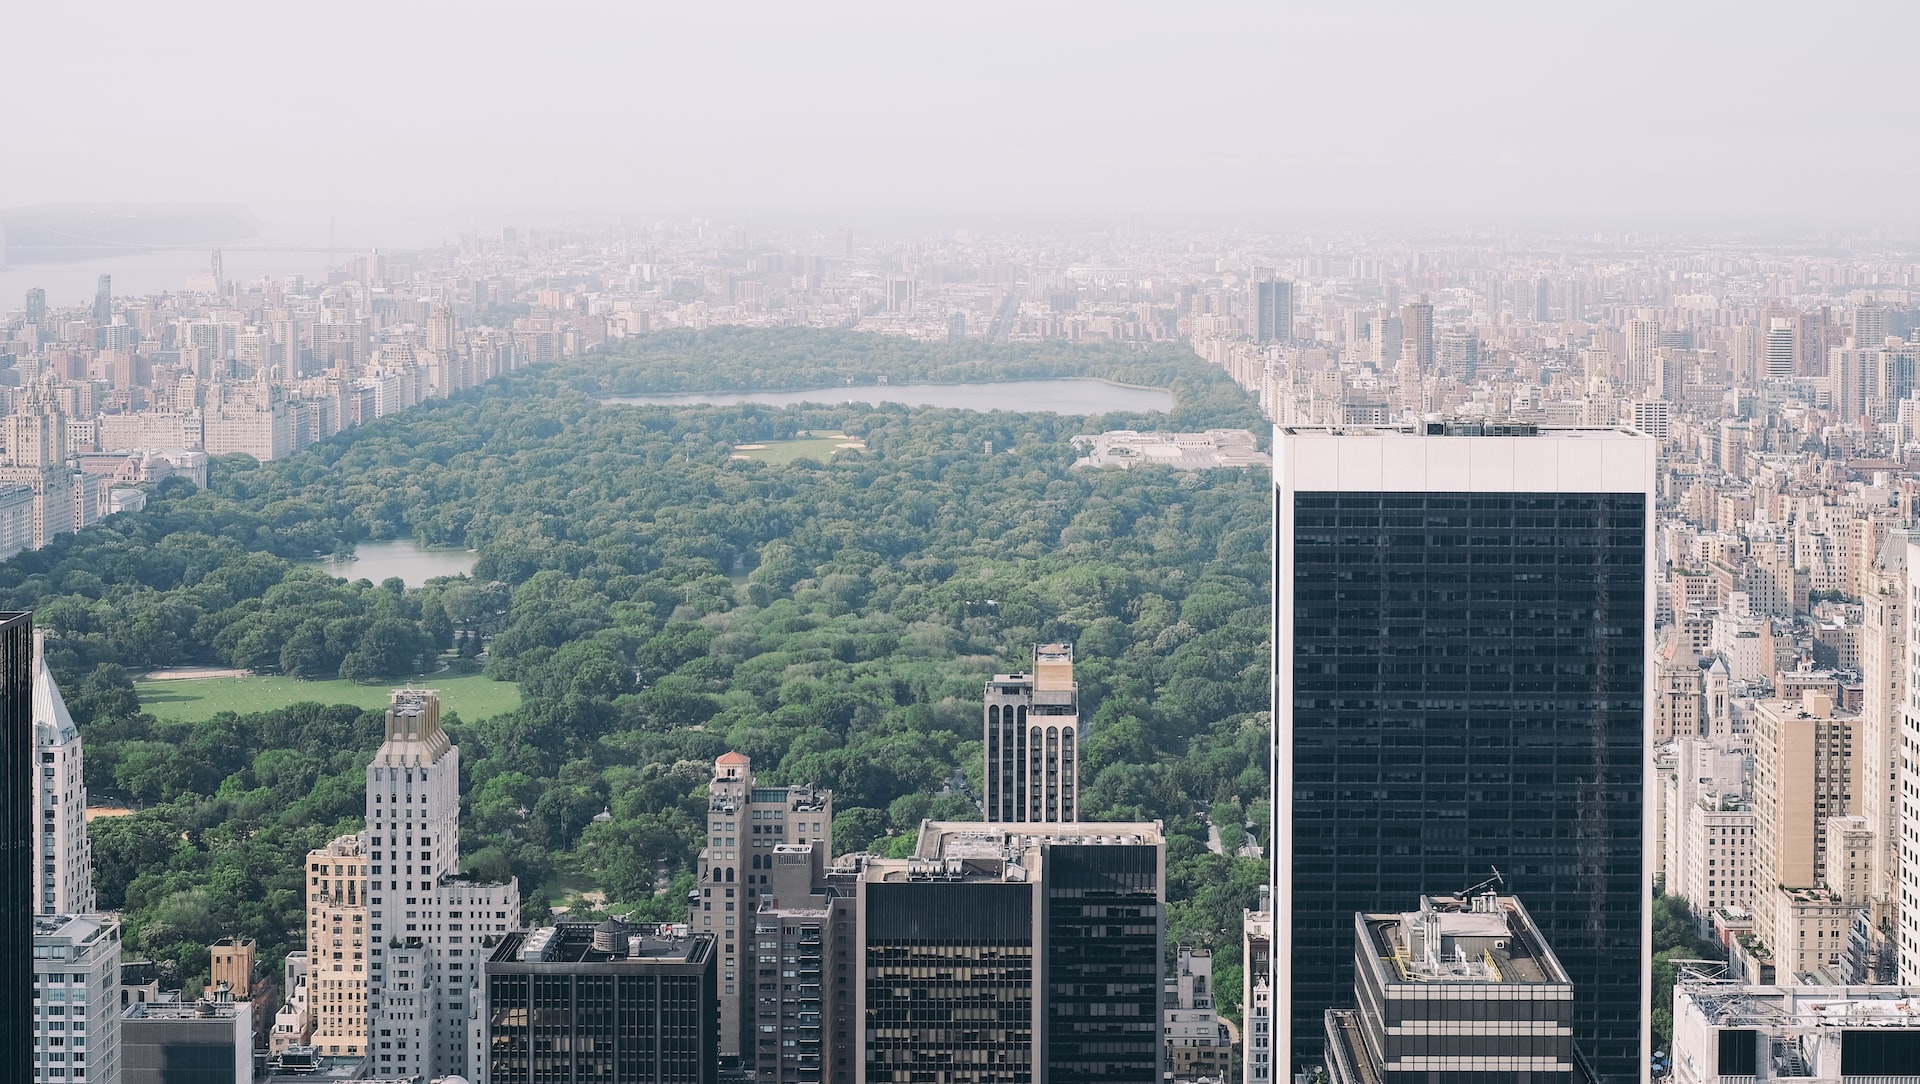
top-left (2, 610), bottom-right (36, 1084)
top-left (1272, 424), bottom-right (1651, 1084)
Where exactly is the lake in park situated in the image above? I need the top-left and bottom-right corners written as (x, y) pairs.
top-left (313, 539), bottom-right (477, 586)
top-left (599, 378), bottom-right (1174, 414)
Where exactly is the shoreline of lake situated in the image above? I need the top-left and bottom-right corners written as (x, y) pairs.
top-left (308, 538), bottom-right (478, 587)
top-left (597, 376), bottom-right (1176, 414)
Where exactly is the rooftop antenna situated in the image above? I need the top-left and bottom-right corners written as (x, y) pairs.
top-left (1460, 867), bottom-right (1505, 899)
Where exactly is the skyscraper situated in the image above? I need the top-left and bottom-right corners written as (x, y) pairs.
top-left (364, 689), bottom-right (520, 1080)
top-left (25, 287), bottom-right (45, 326)
top-left (33, 631), bottom-right (94, 914)
top-left (857, 820), bottom-right (1165, 1084)
top-left (696, 752), bottom-right (833, 1063)
top-left (1252, 278), bottom-right (1295, 343)
top-left (983, 643), bottom-right (1079, 823)
top-left (1399, 297), bottom-right (1433, 374)
top-left (93, 274), bottom-right (111, 324)
top-left (1, 610), bottom-right (34, 1084)
top-left (1273, 421), bottom-right (1652, 1083)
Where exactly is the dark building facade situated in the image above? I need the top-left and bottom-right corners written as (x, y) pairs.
top-left (1, 610), bottom-right (34, 1084)
top-left (858, 821), bottom-right (1164, 1084)
top-left (1253, 278), bottom-right (1296, 343)
top-left (751, 842), bottom-right (858, 1084)
top-left (1273, 426), bottom-right (1652, 1084)
top-left (484, 922), bottom-right (717, 1084)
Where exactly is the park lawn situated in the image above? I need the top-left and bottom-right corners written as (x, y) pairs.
top-left (136, 670), bottom-right (521, 723)
top-left (732, 431), bottom-right (865, 465)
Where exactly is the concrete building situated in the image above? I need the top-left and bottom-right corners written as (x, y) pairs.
top-left (1164, 946), bottom-right (1231, 1082)
top-left (1860, 532), bottom-right (1905, 939)
top-left (305, 833), bottom-right (368, 1056)
top-left (364, 689), bottom-right (520, 1081)
top-left (1273, 422), bottom-right (1653, 1083)
top-left (696, 752), bottom-right (833, 1064)
top-left (1243, 890), bottom-right (1274, 1084)
top-left (1753, 690), bottom-right (1855, 975)
top-left (1672, 980), bottom-right (1920, 1084)
top-left (982, 643), bottom-right (1080, 824)
top-left (33, 632), bottom-right (93, 915)
top-left (749, 842), bottom-right (858, 1084)
top-left (121, 987), bottom-right (253, 1084)
top-left (482, 922), bottom-right (717, 1084)
top-left (33, 912), bottom-right (123, 1084)
top-left (1323, 894), bottom-right (1576, 1084)
top-left (271, 951), bottom-right (312, 1055)
top-left (857, 820), bottom-right (1165, 1084)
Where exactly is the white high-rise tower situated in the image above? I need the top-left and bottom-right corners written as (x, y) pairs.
top-left (33, 632), bottom-right (93, 915)
top-left (363, 689), bottom-right (516, 1080)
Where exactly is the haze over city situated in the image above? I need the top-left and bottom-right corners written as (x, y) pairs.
top-left (9, 5), bottom-right (1920, 1084)
top-left (5, 1), bottom-right (1919, 230)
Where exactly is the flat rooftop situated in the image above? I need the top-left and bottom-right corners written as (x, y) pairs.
top-left (490, 922), bottom-right (712, 967)
top-left (1363, 895), bottom-right (1567, 986)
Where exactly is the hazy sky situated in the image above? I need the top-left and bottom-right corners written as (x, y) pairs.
top-left (6, 1), bottom-right (1917, 230)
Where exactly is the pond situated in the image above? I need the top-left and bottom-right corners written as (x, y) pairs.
top-left (311, 539), bottom-right (478, 587)
top-left (598, 377), bottom-right (1174, 414)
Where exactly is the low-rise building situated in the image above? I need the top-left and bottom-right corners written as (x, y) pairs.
top-left (1672, 981), bottom-right (1920, 1084)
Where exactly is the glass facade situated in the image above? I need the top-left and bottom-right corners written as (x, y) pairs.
top-left (485, 952), bottom-right (717, 1084)
top-left (1283, 491), bottom-right (1646, 1084)
top-left (1044, 845), bottom-right (1161, 1084)
top-left (1, 611), bottom-right (34, 1083)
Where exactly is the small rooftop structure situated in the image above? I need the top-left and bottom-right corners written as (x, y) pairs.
top-left (1072, 428), bottom-right (1270, 470)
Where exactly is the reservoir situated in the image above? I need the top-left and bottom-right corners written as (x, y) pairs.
top-left (313, 539), bottom-right (477, 587)
top-left (599, 378), bottom-right (1174, 414)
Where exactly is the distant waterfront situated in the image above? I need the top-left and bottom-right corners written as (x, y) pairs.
top-left (599, 377), bottom-right (1175, 414)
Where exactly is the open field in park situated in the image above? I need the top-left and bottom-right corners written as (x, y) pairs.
top-left (136, 670), bottom-right (521, 723)
top-left (731, 431), bottom-right (866, 464)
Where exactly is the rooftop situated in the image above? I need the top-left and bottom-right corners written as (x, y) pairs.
top-left (863, 820), bottom-right (1165, 884)
top-left (1362, 894), bottom-right (1567, 986)
top-left (489, 921), bottom-right (712, 968)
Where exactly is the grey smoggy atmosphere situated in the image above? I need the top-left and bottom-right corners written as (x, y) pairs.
top-left (3, 0), bottom-right (1917, 228)
top-left (5, 4), bottom-right (1920, 1084)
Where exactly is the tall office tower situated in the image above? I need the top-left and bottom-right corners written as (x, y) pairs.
top-left (365, 689), bottom-right (520, 1081)
top-left (983, 643), bottom-right (1080, 824)
top-left (1243, 888), bottom-right (1274, 1084)
top-left (305, 833), bottom-right (369, 1056)
top-left (1252, 278), bottom-right (1296, 343)
top-left (1896, 535), bottom-right (1920, 984)
top-left (32, 913), bottom-right (123, 1084)
top-left (1, 611), bottom-right (34, 1083)
top-left (1857, 301), bottom-right (1890, 348)
top-left (1399, 297), bottom-right (1433, 373)
top-left (1323, 894), bottom-right (1576, 1084)
top-left (750, 841), bottom-right (858, 1084)
top-left (483, 922), bottom-right (718, 1084)
top-left (1861, 533), bottom-right (1906, 942)
top-left (93, 274), bottom-right (111, 324)
top-left (1534, 277), bottom-right (1552, 322)
top-left (25, 287), bottom-right (46, 325)
top-left (697, 752), bottom-right (833, 1063)
top-left (1752, 691), bottom-right (1855, 978)
top-left (1368, 313), bottom-right (1402, 366)
top-left (1764, 315), bottom-right (1798, 381)
top-left (857, 821), bottom-right (1165, 1084)
top-left (1625, 318), bottom-right (1660, 392)
top-left (33, 632), bottom-right (94, 914)
top-left (1273, 421), bottom-right (1652, 1083)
